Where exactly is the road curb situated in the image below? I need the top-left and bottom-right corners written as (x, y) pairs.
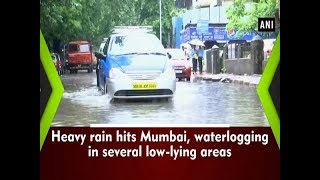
top-left (194, 73), bottom-right (260, 87)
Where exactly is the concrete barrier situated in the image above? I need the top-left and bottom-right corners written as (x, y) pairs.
top-left (225, 58), bottom-right (254, 75)
top-left (205, 49), bottom-right (220, 74)
top-left (225, 59), bottom-right (268, 75)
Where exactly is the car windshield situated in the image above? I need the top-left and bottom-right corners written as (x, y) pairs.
top-left (68, 43), bottom-right (90, 52)
top-left (167, 49), bottom-right (186, 60)
top-left (79, 44), bottom-right (90, 52)
top-left (109, 33), bottom-right (166, 56)
top-left (68, 44), bottom-right (78, 53)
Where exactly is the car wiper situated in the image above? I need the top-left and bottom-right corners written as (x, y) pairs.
top-left (116, 52), bottom-right (139, 56)
top-left (116, 52), bottom-right (149, 56)
top-left (116, 52), bottom-right (166, 56)
top-left (148, 52), bottom-right (167, 56)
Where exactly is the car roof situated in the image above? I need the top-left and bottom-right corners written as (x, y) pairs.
top-left (111, 26), bottom-right (153, 34)
top-left (68, 40), bottom-right (90, 44)
top-left (110, 32), bottom-right (155, 37)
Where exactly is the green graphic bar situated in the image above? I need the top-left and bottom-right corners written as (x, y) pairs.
top-left (257, 33), bottom-right (280, 149)
top-left (40, 30), bottom-right (64, 151)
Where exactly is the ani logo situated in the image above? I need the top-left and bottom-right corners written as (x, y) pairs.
top-left (258, 18), bottom-right (275, 32)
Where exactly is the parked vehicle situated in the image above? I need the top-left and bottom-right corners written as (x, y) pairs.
top-left (165, 48), bottom-right (191, 81)
top-left (95, 26), bottom-right (176, 100)
top-left (51, 53), bottom-right (64, 75)
top-left (263, 39), bottom-right (276, 60)
top-left (66, 40), bottom-right (94, 74)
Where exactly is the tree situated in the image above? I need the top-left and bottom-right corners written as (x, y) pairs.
top-left (40, 0), bottom-right (111, 51)
top-left (226, 0), bottom-right (279, 38)
top-left (40, 0), bottom-right (182, 50)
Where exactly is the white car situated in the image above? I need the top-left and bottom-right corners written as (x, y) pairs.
top-left (96, 30), bottom-right (176, 100)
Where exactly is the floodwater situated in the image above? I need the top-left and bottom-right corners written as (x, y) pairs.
top-left (52, 71), bottom-right (268, 127)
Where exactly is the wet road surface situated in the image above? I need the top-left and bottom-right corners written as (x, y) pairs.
top-left (52, 70), bottom-right (268, 127)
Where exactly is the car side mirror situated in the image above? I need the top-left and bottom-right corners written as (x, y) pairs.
top-left (95, 52), bottom-right (106, 60)
top-left (167, 53), bottom-right (172, 59)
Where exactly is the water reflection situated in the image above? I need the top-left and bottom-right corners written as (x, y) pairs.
top-left (53, 72), bottom-right (268, 126)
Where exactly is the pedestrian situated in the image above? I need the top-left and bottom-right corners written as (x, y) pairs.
top-left (197, 46), bottom-right (204, 75)
top-left (190, 45), bottom-right (198, 74)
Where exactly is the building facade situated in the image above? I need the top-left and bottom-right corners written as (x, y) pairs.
top-left (172, 0), bottom-right (278, 49)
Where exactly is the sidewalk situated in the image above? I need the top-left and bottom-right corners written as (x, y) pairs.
top-left (192, 71), bottom-right (261, 87)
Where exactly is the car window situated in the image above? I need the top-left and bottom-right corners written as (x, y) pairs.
top-left (68, 44), bottom-right (78, 53)
top-left (79, 44), bottom-right (90, 52)
top-left (109, 33), bottom-right (166, 56)
top-left (103, 38), bottom-right (110, 55)
top-left (99, 42), bottom-right (106, 53)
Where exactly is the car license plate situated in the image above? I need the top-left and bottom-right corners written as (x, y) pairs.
top-left (133, 82), bottom-right (157, 89)
top-left (175, 70), bottom-right (183, 73)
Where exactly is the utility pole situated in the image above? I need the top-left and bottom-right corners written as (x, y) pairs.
top-left (219, 5), bottom-right (220, 23)
top-left (159, 0), bottom-right (162, 44)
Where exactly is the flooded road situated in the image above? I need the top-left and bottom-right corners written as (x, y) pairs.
top-left (52, 70), bottom-right (268, 127)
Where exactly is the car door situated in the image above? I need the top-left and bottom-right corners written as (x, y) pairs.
top-left (98, 37), bottom-right (110, 90)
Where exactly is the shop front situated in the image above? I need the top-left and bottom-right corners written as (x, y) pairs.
top-left (182, 24), bottom-right (254, 49)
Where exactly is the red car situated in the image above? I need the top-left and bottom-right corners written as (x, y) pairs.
top-left (166, 48), bottom-right (192, 81)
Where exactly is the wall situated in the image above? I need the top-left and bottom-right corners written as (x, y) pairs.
top-left (224, 59), bottom-right (269, 75)
top-left (225, 58), bottom-right (254, 75)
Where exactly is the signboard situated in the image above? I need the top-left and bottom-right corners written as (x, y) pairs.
top-left (184, 27), bottom-right (191, 42)
top-left (183, 27), bottom-right (254, 43)
top-left (196, 20), bottom-right (209, 34)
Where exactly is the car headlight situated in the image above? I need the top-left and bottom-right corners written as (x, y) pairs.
top-left (109, 68), bottom-right (125, 79)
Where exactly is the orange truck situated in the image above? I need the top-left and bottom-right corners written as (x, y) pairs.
top-left (66, 40), bottom-right (94, 73)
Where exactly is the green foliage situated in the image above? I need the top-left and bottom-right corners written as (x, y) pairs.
top-left (40, 0), bottom-right (181, 51)
top-left (226, 0), bottom-right (277, 37)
